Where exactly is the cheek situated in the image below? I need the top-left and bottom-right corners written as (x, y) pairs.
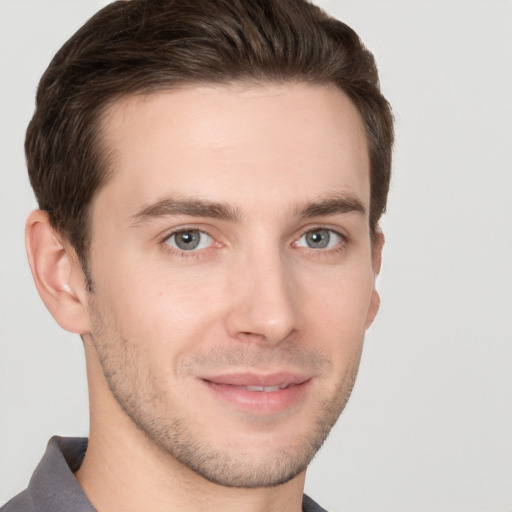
top-left (95, 259), bottom-right (225, 353)
top-left (303, 267), bottom-right (374, 364)
top-left (305, 261), bottom-right (375, 319)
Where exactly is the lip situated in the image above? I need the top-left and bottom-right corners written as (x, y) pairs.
top-left (199, 371), bottom-right (312, 415)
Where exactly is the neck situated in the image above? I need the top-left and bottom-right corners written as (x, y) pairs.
top-left (76, 425), bottom-right (305, 512)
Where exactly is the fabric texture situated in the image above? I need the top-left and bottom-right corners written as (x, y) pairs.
top-left (1, 437), bottom-right (328, 512)
top-left (1, 437), bottom-right (95, 512)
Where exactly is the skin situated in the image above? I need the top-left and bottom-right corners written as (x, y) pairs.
top-left (26, 82), bottom-right (383, 512)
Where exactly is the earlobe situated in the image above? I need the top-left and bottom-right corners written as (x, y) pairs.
top-left (25, 210), bottom-right (91, 334)
top-left (365, 289), bottom-right (381, 329)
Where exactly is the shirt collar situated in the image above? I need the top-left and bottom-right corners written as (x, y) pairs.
top-left (28, 436), bottom-right (95, 512)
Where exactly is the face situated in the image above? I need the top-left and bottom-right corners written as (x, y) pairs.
top-left (83, 83), bottom-right (381, 488)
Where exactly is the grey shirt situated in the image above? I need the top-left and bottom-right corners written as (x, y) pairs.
top-left (1, 437), bottom-right (328, 512)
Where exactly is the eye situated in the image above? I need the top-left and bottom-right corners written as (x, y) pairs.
top-left (165, 229), bottom-right (213, 251)
top-left (296, 228), bottom-right (342, 249)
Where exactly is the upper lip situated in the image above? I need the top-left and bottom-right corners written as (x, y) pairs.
top-left (200, 372), bottom-right (311, 387)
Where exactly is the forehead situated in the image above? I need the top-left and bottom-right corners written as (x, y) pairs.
top-left (95, 82), bottom-right (370, 220)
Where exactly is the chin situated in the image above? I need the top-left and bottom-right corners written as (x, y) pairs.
top-left (135, 399), bottom-right (340, 488)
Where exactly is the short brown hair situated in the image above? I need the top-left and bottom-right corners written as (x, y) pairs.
top-left (26, 0), bottom-right (393, 271)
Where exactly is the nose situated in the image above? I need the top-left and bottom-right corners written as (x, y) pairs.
top-left (224, 250), bottom-right (299, 345)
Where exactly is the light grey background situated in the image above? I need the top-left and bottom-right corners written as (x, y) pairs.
top-left (1, 1), bottom-right (511, 510)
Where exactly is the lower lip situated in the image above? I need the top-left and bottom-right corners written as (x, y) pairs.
top-left (201, 380), bottom-right (311, 415)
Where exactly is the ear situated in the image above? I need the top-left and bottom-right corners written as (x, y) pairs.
top-left (365, 230), bottom-right (385, 329)
top-left (25, 210), bottom-right (91, 334)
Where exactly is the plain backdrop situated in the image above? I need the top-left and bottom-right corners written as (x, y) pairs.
top-left (1, 1), bottom-right (511, 510)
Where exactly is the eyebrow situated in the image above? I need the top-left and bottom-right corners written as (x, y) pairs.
top-left (295, 194), bottom-right (366, 218)
top-left (129, 192), bottom-right (366, 227)
top-left (129, 197), bottom-right (242, 226)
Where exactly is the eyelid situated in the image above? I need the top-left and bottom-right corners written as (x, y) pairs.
top-left (157, 223), bottom-right (219, 243)
top-left (295, 224), bottom-right (348, 241)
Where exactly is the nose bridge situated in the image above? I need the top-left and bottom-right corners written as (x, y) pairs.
top-left (225, 242), bottom-right (298, 344)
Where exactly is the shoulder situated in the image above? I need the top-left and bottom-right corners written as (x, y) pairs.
top-left (1, 436), bottom-right (92, 512)
top-left (303, 494), bottom-right (329, 512)
top-left (1, 489), bottom-right (36, 512)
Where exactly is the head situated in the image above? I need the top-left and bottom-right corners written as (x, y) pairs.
top-left (25, 0), bottom-right (393, 491)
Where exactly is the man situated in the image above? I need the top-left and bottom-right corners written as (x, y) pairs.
top-left (2, 0), bottom-right (393, 510)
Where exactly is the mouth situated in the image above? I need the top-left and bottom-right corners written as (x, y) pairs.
top-left (199, 372), bottom-right (312, 414)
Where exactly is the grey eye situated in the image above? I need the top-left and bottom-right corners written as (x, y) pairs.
top-left (297, 228), bottom-right (341, 249)
top-left (165, 230), bottom-right (212, 251)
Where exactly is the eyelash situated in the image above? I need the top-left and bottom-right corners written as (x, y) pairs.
top-left (160, 228), bottom-right (217, 259)
top-left (294, 226), bottom-right (348, 254)
top-left (158, 225), bottom-right (348, 258)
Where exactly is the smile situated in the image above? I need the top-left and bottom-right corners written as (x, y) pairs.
top-left (199, 372), bottom-right (311, 414)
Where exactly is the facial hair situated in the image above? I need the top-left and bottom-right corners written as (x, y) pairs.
top-left (88, 298), bottom-right (363, 488)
